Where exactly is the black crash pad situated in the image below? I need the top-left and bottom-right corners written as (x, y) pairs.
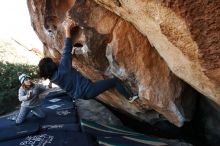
top-left (0, 131), bottom-right (96, 146)
top-left (0, 120), bottom-right (39, 141)
top-left (41, 108), bottom-right (78, 125)
top-left (42, 98), bottom-right (75, 110)
top-left (44, 91), bottom-right (72, 102)
top-left (0, 113), bottom-right (19, 128)
top-left (41, 123), bottom-right (81, 132)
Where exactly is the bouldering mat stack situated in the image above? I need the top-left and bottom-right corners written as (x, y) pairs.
top-left (0, 118), bottom-right (39, 141)
top-left (41, 108), bottom-right (78, 125)
top-left (0, 91), bottom-right (97, 146)
top-left (42, 91), bottom-right (74, 110)
top-left (0, 131), bottom-right (95, 146)
top-left (43, 91), bottom-right (72, 102)
top-left (0, 90), bottom-right (172, 146)
top-left (41, 123), bottom-right (80, 132)
top-left (40, 91), bottom-right (80, 132)
top-left (0, 110), bottom-right (41, 141)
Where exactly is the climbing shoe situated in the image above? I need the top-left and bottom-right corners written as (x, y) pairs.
top-left (128, 95), bottom-right (139, 103)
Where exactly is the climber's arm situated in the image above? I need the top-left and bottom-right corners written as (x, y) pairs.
top-left (60, 18), bottom-right (74, 70)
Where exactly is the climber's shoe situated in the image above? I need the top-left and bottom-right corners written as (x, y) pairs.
top-left (128, 95), bottom-right (139, 103)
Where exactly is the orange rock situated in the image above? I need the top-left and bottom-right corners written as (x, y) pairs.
top-left (28, 0), bottom-right (218, 127)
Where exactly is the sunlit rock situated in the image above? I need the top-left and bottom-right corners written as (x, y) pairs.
top-left (28, 0), bottom-right (220, 127)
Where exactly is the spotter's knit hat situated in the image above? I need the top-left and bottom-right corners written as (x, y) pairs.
top-left (18, 73), bottom-right (30, 84)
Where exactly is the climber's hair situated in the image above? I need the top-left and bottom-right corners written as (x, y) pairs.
top-left (38, 57), bottom-right (58, 79)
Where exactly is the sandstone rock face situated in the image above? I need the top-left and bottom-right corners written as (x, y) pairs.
top-left (27, 0), bottom-right (205, 127)
top-left (76, 99), bottom-right (123, 126)
top-left (94, 0), bottom-right (220, 105)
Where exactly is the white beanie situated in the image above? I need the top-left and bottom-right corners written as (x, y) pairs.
top-left (18, 73), bottom-right (30, 84)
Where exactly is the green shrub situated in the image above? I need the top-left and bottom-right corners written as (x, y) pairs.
top-left (0, 61), bottom-right (38, 115)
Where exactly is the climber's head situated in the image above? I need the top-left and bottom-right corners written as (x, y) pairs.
top-left (38, 57), bottom-right (58, 79)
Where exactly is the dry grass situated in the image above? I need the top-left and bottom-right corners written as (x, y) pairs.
top-left (0, 39), bottom-right (41, 65)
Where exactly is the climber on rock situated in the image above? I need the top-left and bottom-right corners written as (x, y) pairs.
top-left (38, 18), bottom-right (139, 103)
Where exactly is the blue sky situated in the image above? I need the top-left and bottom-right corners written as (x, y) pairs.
top-left (0, 0), bottom-right (42, 49)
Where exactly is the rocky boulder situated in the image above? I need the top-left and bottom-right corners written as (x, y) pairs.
top-left (27, 0), bottom-right (219, 128)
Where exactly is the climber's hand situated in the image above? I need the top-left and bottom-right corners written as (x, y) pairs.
top-left (63, 18), bottom-right (74, 30)
top-left (66, 10), bottom-right (71, 19)
top-left (62, 18), bottom-right (74, 38)
top-left (27, 91), bottom-right (33, 100)
top-left (48, 81), bottom-right (52, 88)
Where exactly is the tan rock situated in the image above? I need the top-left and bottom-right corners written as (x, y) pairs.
top-left (94, 0), bottom-right (220, 105)
top-left (27, 0), bottom-right (207, 127)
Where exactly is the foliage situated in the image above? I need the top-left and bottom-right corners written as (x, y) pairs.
top-left (0, 61), bottom-right (38, 115)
